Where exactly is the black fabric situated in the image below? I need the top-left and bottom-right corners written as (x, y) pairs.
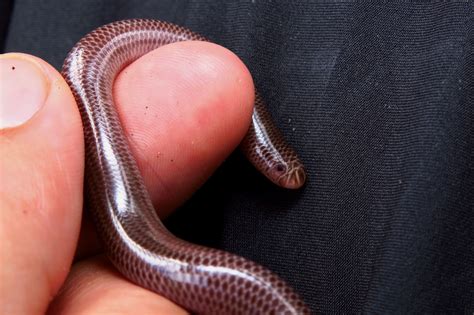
top-left (3, 1), bottom-right (473, 313)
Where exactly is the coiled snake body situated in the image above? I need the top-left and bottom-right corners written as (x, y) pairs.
top-left (62, 19), bottom-right (309, 315)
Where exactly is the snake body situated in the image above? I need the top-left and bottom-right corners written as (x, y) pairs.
top-left (62, 19), bottom-right (308, 315)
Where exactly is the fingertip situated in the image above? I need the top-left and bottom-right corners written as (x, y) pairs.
top-left (115, 41), bottom-right (255, 216)
top-left (0, 53), bottom-right (84, 313)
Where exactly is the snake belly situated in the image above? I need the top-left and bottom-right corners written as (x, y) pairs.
top-left (62, 19), bottom-right (309, 315)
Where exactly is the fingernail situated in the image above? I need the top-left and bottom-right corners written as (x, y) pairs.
top-left (0, 54), bottom-right (50, 129)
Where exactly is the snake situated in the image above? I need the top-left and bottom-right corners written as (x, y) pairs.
top-left (62, 19), bottom-right (309, 315)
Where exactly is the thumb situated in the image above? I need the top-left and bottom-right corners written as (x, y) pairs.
top-left (0, 53), bottom-right (84, 314)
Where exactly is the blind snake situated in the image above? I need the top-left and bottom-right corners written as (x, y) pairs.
top-left (62, 19), bottom-right (309, 315)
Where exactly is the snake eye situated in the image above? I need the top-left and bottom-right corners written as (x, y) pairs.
top-left (273, 163), bottom-right (286, 175)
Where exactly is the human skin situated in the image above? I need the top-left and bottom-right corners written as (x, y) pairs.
top-left (0, 41), bottom-right (255, 315)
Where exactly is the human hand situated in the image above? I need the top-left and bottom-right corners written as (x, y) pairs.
top-left (0, 42), bottom-right (255, 314)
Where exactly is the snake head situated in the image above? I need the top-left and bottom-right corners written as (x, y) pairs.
top-left (268, 160), bottom-right (306, 189)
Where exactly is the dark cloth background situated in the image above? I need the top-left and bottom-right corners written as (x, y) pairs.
top-left (2, 1), bottom-right (473, 313)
